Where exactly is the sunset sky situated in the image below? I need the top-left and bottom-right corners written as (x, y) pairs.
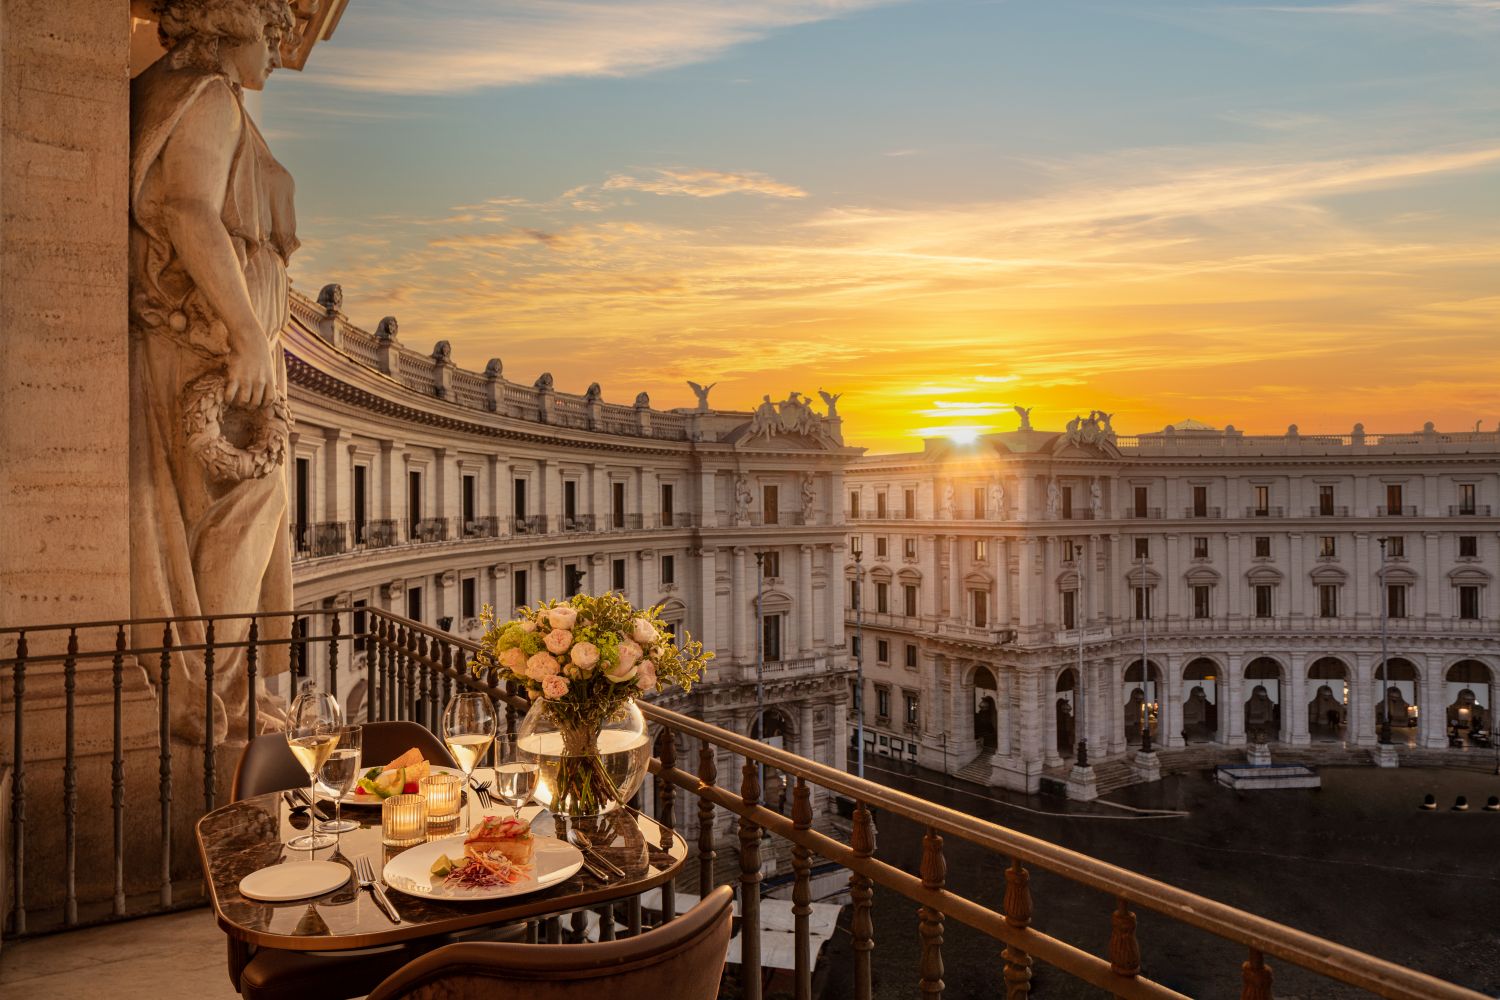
top-left (265, 0), bottom-right (1500, 453)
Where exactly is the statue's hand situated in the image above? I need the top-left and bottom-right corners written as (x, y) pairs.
top-left (224, 342), bottom-right (276, 409)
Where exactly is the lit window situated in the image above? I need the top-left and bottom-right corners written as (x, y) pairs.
top-left (1318, 536), bottom-right (1336, 558)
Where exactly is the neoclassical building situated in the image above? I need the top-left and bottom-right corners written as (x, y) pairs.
top-left (281, 284), bottom-right (860, 810)
top-left (845, 415), bottom-right (1500, 792)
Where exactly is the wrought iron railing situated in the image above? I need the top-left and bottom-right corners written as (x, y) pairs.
top-left (1, 608), bottom-right (1491, 999)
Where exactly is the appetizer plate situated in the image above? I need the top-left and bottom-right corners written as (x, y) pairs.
top-left (239, 860), bottom-right (350, 902)
top-left (338, 764), bottom-right (467, 806)
top-left (383, 833), bottom-right (584, 902)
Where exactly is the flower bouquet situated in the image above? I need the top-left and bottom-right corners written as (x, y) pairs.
top-left (471, 592), bottom-right (712, 817)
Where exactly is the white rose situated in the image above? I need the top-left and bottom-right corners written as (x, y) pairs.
top-left (604, 656), bottom-right (638, 684)
top-left (548, 605), bottom-right (579, 630)
top-left (544, 628), bottom-right (573, 655)
top-left (571, 641), bottom-right (600, 671)
top-left (617, 640), bottom-right (643, 670)
top-left (519, 620), bottom-right (537, 634)
top-left (636, 659), bottom-right (658, 691)
top-left (499, 647), bottom-right (525, 671)
top-left (631, 618), bottom-right (659, 644)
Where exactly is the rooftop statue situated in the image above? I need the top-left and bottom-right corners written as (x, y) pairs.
top-left (129, 0), bottom-right (302, 743)
top-left (818, 388), bottom-right (842, 419)
top-left (687, 380), bottom-right (716, 412)
top-left (375, 315), bottom-right (399, 340)
top-left (1012, 404), bottom-right (1033, 431)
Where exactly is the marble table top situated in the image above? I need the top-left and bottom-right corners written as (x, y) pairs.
top-left (195, 794), bottom-right (687, 951)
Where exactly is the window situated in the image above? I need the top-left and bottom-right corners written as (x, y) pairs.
top-left (1318, 584), bottom-right (1338, 618)
top-left (905, 693), bottom-right (919, 726)
top-left (1458, 483), bottom-right (1476, 514)
top-left (1062, 589), bottom-right (1078, 629)
top-left (1193, 585), bottom-right (1211, 619)
top-left (611, 558), bottom-right (626, 591)
top-left (1192, 485), bottom-right (1208, 517)
top-left (1459, 586), bottom-right (1481, 620)
top-left (462, 473), bottom-right (477, 526)
top-left (1133, 586), bottom-right (1152, 620)
top-left (407, 469), bottom-right (422, 536)
top-left (904, 584), bottom-right (919, 617)
top-left (461, 577), bottom-right (477, 620)
top-left (876, 536), bottom-right (888, 558)
top-left (513, 569), bottom-right (528, 608)
top-left (352, 464), bottom-right (367, 543)
top-left (972, 487), bottom-right (985, 519)
top-left (903, 538), bottom-right (917, 559)
top-left (1318, 484), bottom-right (1335, 516)
top-left (905, 644), bottom-right (918, 669)
top-left (876, 687), bottom-right (891, 720)
top-left (903, 488), bottom-right (917, 519)
top-left (1254, 536), bottom-right (1271, 559)
top-left (876, 582), bottom-right (889, 614)
top-left (294, 456), bottom-right (311, 550)
top-left (1386, 584), bottom-right (1407, 619)
top-left (850, 534), bottom-right (862, 556)
top-left (762, 614), bottom-right (783, 661)
top-left (1460, 535), bottom-right (1478, 558)
top-left (971, 590), bottom-right (988, 628)
top-left (660, 483), bottom-right (675, 526)
top-left (661, 555), bottom-right (675, 585)
top-left (1318, 535), bottom-right (1336, 558)
top-left (564, 480), bottom-right (578, 523)
top-left (849, 490), bottom-right (861, 518)
top-left (1193, 536), bottom-right (1209, 559)
top-left (1063, 539), bottom-right (1080, 562)
top-left (612, 481), bottom-right (627, 528)
top-left (973, 539), bottom-right (988, 561)
top-left (1385, 536), bottom-right (1405, 558)
top-left (1061, 485), bottom-right (1073, 519)
top-left (406, 585), bottom-right (423, 622)
top-left (849, 579), bottom-right (861, 609)
top-left (763, 484), bottom-right (779, 525)
top-left (876, 492), bottom-right (888, 518)
top-left (565, 564), bottom-right (585, 597)
top-left (1254, 485), bottom-right (1270, 515)
top-left (513, 477), bottom-right (528, 519)
top-left (761, 551), bottom-right (780, 578)
top-left (1385, 483), bottom-right (1404, 514)
top-left (1253, 584), bottom-right (1273, 618)
top-left (876, 639), bottom-right (889, 663)
top-left (1133, 537), bottom-right (1150, 560)
top-left (1133, 486), bottom-right (1148, 517)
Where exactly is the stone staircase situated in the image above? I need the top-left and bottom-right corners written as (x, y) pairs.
top-left (955, 752), bottom-right (995, 784)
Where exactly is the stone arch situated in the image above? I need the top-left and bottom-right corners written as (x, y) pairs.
top-left (1306, 656), bottom-right (1350, 740)
top-left (1181, 656), bottom-right (1220, 742)
top-left (1243, 656), bottom-right (1284, 742)
top-left (1054, 667), bottom-right (1078, 757)
top-left (1122, 658), bottom-right (1163, 745)
top-left (1373, 656), bottom-right (1420, 741)
top-left (751, 708), bottom-right (797, 812)
top-left (972, 664), bottom-right (999, 751)
top-left (1444, 659), bottom-right (1493, 742)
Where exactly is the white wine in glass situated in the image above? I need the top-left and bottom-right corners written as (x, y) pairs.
top-left (286, 680), bottom-right (342, 851)
top-left (288, 734), bottom-right (339, 775)
top-left (442, 691), bottom-right (497, 827)
top-left (445, 732), bottom-right (495, 775)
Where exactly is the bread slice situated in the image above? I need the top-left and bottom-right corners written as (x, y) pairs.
top-left (464, 815), bottom-right (534, 867)
top-left (387, 747), bottom-right (425, 771)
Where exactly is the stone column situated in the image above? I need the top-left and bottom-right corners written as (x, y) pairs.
top-left (1353, 533), bottom-right (1371, 622)
top-left (1106, 658), bottom-right (1127, 756)
top-left (639, 467), bottom-right (657, 527)
top-left (797, 545), bottom-right (814, 654)
top-left (1163, 652), bottom-right (1185, 748)
top-left (695, 547), bottom-right (720, 656)
top-left (379, 439), bottom-right (401, 519)
top-left (541, 458), bottom-right (561, 523)
top-left (1017, 538), bottom-right (1036, 629)
top-left (1224, 652), bottom-right (1245, 745)
top-left (828, 468), bottom-right (846, 527)
top-left (1042, 666), bottom-right (1061, 766)
top-left (1225, 532), bottom-right (1242, 620)
top-left (488, 455), bottom-right (508, 535)
top-left (1041, 536), bottom-right (1058, 628)
top-left (322, 429), bottom-right (351, 523)
top-left (434, 447), bottom-right (455, 527)
top-left (920, 535), bottom-right (940, 618)
top-left (1288, 651), bottom-right (1310, 746)
top-left (1017, 666), bottom-right (1043, 770)
top-left (1351, 653), bottom-right (1373, 747)
top-left (1110, 534), bottom-right (1126, 621)
top-left (732, 546), bottom-right (749, 663)
top-left (1287, 532), bottom-right (1304, 621)
top-left (800, 700), bottom-right (816, 760)
top-left (994, 537), bottom-right (1011, 626)
top-left (946, 535), bottom-right (962, 621)
top-left (826, 544), bottom-right (845, 648)
top-left (1163, 533), bottom-right (1178, 621)
top-left (1420, 654), bottom-right (1446, 748)
top-left (1423, 532), bottom-right (1441, 618)
top-left (1088, 534), bottom-right (1103, 623)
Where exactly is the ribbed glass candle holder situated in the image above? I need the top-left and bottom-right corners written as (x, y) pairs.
top-left (420, 773), bottom-right (462, 823)
top-left (381, 793), bottom-right (427, 847)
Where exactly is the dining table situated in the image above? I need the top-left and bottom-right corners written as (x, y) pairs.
top-left (195, 791), bottom-right (688, 952)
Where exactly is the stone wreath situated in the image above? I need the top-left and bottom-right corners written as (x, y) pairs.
top-left (181, 371), bottom-right (292, 482)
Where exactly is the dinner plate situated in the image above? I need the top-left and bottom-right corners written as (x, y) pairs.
top-left (239, 860), bottom-right (350, 902)
top-left (383, 833), bottom-right (584, 902)
top-left (334, 764), bottom-right (467, 806)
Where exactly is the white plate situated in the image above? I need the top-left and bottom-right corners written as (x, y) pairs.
top-left (239, 861), bottom-right (350, 902)
top-left (334, 764), bottom-right (467, 807)
top-left (383, 833), bottom-right (584, 902)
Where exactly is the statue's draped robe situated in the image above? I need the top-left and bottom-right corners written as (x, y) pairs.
top-left (129, 58), bottom-right (295, 742)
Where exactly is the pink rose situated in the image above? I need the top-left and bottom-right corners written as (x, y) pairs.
top-left (631, 618), bottom-right (659, 644)
top-left (544, 628), bottom-right (573, 654)
top-left (617, 640), bottom-right (643, 670)
top-left (604, 654), bottom-right (638, 684)
top-left (547, 605), bottom-right (579, 630)
top-left (519, 619), bottom-right (537, 633)
top-left (570, 641), bottom-right (600, 671)
top-left (499, 647), bottom-right (525, 671)
top-left (525, 651), bottom-right (560, 681)
top-left (636, 659), bottom-right (658, 691)
top-left (542, 674), bottom-right (570, 700)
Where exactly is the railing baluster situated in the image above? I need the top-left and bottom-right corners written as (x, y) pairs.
top-left (1242, 947), bottom-right (1275, 1000)
top-left (366, 617), bottom-right (377, 724)
top-left (545, 915), bottom-right (562, 944)
top-left (627, 895), bottom-right (642, 936)
top-left (63, 627), bottom-right (78, 926)
top-left (791, 778), bottom-right (813, 1000)
top-left (570, 908), bottom-right (587, 943)
top-left (850, 801), bottom-right (877, 1000)
top-left (1002, 858), bottom-right (1033, 999)
top-left (395, 624), bottom-right (409, 720)
top-left (246, 619), bottom-right (259, 739)
top-left (658, 734), bottom-right (677, 924)
top-left (377, 616), bottom-right (391, 720)
top-left (327, 610), bottom-right (340, 699)
top-left (158, 623), bottom-right (174, 908)
top-left (11, 630), bottom-right (27, 934)
top-left (112, 625), bottom-right (126, 916)
top-left (697, 743), bottom-right (717, 898)
top-left (738, 757), bottom-right (763, 1000)
top-left (599, 903), bottom-right (617, 941)
top-left (919, 827), bottom-right (946, 998)
top-left (203, 619), bottom-right (216, 817)
top-left (1109, 897), bottom-right (1141, 979)
top-left (417, 632), bottom-right (431, 727)
top-left (440, 641), bottom-right (454, 722)
top-left (289, 616), bottom-right (303, 681)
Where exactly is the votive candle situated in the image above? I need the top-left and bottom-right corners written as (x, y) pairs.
top-left (382, 793), bottom-right (427, 847)
top-left (420, 773), bottom-right (462, 823)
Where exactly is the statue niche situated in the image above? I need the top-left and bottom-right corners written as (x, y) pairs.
top-left (1243, 684), bottom-right (1279, 739)
top-left (1308, 684), bottom-right (1345, 733)
top-left (130, 0), bottom-right (304, 742)
top-left (1182, 684), bottom-right (1216, 740)
top-left (1447, 688), bottom-right (1486, 732)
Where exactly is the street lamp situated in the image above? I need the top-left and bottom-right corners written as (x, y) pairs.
top-left (1139, 554), bottom-right (1153, 753)
top-left (1075, 563), bottom-right (1089, 767)
top-left (754, 550), bottom-right (767, 789)
top-left (1377, 537), bottom-right (1392, 745)
top-left (853, 549), bottom-right (866, 779)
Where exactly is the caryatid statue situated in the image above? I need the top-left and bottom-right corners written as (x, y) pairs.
top-left (130, 0), bottom-right (302, 742)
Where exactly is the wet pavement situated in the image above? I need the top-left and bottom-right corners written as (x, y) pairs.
top-left (817, 760), bottom-right (1500, 999)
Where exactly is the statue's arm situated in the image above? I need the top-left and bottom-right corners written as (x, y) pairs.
top-left (158, 83), bottom-right (274, 408)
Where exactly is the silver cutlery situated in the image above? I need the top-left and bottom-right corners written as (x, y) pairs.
top-left (570, 829), bottom-right (625, 879)
top-left (469, 778), bottom-right (493, 809)
top-left (355, 855), bottom-right (401, 923)
top-left (283, 790), bottom-right (329, 822)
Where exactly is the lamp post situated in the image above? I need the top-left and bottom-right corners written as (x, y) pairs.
top-left (1075, 563), bottom-right (1089, 767)
top-left (1377, 537), bottom-right (1392, 745)
top-left (1139, 554), bottom-right (1153, 752)
top-left (754, 550), bottom-right (766, 789)
top-left (854, 549), bottom-right (866, 778)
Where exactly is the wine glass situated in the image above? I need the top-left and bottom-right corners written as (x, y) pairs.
top-left (494, 734), bottom-right (538, 821)
top-left (286, 680), bottom-right (342, 851)
top-left (442, 691), bottom-right (496, 827)
top-left (316, 724), bottom-right (362, 844)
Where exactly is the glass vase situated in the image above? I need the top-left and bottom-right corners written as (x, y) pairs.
top-left (515, 699), bottom-right (651, 818)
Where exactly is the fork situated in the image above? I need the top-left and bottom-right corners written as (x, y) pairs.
top-left (469, 778), bottom-right (493, 809)
top-left (569, 828), bottom-right (625, 879)
top-left (354, 855), bottom-right (401, 923)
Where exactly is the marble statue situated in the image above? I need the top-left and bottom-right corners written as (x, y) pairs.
top-left (534, 372), bottom-right (554, 390)
top-left (818, 388), bottom-right (842, 419)
top-left (1012, 405), bottom-right (1032, 431)
top-left (1046, 479), bottom-right (1061, 517)
top-left (130, 0), bottom-right (301, 742)
top-left (1183, 685), bottom-right (1211, 730)
top-left (799, 473), bottom-right (816, 516)
top-left (989, 480), bottom-right (1005, 516)
top-left (1309, 684), bottom-right (1344, 730)
top-left (484, 358), bottom-right (503, 377)
top-left (634, 391), bottom-right (650, 407)
top-left (734, 475), bottom-right (753, 520)
top-left (1090, 477), bottom-right (1103, 518)
top-left (1055, 698), bottom-right (1075, 754)
top-left (375, 315), bottom-right (399, 340)
top-left (939, 484), bottom-right (955, 518)
top-left (316, 282), bottom-right (342, 311)
top-left (585, 382), bottom-right (602, 402)
top-left (1379, 685), bottom-right (1411, 726)
top-left (748, 395), bottom-right (778, 442)
top-left (433, 340), bottom-right (452, 364)
top-left (687, 380), bottom-right (716, 412)
top-left (1244, 684), bottom-right (1277, 732)
top-left (1124, 687), bottom-right (1147, 740)
top-left (1447, 688), bottom-right (1486, 731)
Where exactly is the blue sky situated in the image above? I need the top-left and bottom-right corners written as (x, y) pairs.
top-left (264, 0), bottom-right (1500, 450)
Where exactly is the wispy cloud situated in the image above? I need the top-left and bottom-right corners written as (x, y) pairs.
top-left (602, 168), bottom-right (808, 199)
top-left (302, 0), bottom-right (899, 94)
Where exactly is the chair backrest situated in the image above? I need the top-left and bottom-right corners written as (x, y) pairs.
top-left (231, 733), bottom-right (307, 801)
top-left (358, 720), bottom-right (459, 772)
top-left (367, 885), bottom-right (734, 1000)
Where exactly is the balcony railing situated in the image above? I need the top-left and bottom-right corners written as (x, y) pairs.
top-left (1124, 507), bottom-right (1164, 519)
top-left (1309, 505), bottom-right (1350, 517)
top-left (1, 608), bottom-right (1486, 999)
top-left (1377, 505), bottom-right (1418, 516)
top-left (1182, 506), bottom-right (1223, 518)
top-left (462, 516), bottom-right (501, 538)
top-left (1244, 506), bottom-right (1286, 518)
top-left (1449, 505), bottom-right (1490, 516)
